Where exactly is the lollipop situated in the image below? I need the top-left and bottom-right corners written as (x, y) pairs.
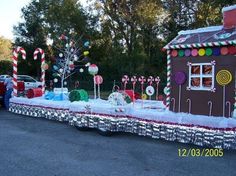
top-left (174, 71), bottom-right (187, 112)
top-left (138, 76), bottom-right (146, 108)
top-left (155, 76), bottom-right (161, 100)
top-left (216, 70), bottom-right (232, 117)
top-left (88, 64), bottom-right (99, 99)
top-left (94, 75), bottom-right (103, 99)
top-left (122, 75), bottom-right (129, 91)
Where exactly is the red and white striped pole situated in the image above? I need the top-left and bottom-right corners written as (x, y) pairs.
top-left (12, 47), bottom-right (26, 97)
top-left (33, 48), bottom-right (46, 94)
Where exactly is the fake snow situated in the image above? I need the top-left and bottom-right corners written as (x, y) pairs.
top-left (178, 26), bottom-right (223, 35)
top-left (10, 97), bottom-right (236, 129)
top-left (222, 4), bottom-right (236, 13)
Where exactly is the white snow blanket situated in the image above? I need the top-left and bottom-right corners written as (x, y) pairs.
top-left (10, 97), bottom-right (236, 129)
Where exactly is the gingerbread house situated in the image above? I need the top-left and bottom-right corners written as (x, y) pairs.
top-left (163, 5), bottom-right (236, 117)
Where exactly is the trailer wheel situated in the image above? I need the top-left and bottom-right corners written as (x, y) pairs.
top-left (97, 128), bottom-right (112, 136)
top-left (75, 125), bottom-right (90, 131)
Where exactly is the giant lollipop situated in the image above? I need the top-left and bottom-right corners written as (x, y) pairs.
top-left (174, 71), bottom-right (187, 112)
top-left (88, 64), bottom-right (98, 99)
top-left (216, 70), bottom-right (232, 117)
top-left (122, 75), bottom-right (129, 91)
top-left (94, 75), bottom-right (103, 99)
top-left (138, 76), bottom-right (146, 108)
top-left (131, 76), bottom-right (138, 105)
top-left (155, 76), bottom-right (161, 100)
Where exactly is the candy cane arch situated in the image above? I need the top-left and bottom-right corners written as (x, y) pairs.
top-left (122, 75), bottom-right (129, 91)
top-left (13, 47), bottom-right (26, 96)
top-left (166, 50), bottom-right (171, 110)
top-left (34, 48), bottom-right (46, 93)
top-left (155, 76), bottom-right (161, 100)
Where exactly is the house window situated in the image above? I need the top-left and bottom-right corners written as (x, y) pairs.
top-left (187, 61), bottom-right (215, 91)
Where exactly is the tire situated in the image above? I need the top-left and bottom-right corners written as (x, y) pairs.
top-left (75, 125), bottom-right (90, 131)
top-left (97, 128), bottom-right (113, 136)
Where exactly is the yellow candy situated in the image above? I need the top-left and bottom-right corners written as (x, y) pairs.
top-left (216, 70), bottom-right (232, 86)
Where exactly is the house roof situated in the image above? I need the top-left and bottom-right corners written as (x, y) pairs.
top-left (163, 25), bottom-right (236, 50)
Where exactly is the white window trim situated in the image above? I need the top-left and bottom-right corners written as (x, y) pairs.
top-left (187, 61), bottom-right (215, 91)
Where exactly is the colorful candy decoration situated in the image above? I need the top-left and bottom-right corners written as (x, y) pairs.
top-left (216, 70), bottom-right (232, 117)
top-left (139, 76), bottom-right (146, 107)
top-left (184, 49), bottom-right (191, 57)
top-left (122, 75), bottom-right (129, 91)
top-left (174, 71), bottom-right (187, 85)
top-left (94, 75), bottom-right (103, 99)
top-left (147, 76), bottom-right (154, 85)
top-left (68, 89), bottom-right (88, 102)
top-left (198, 48), bottom-right (205, 56)
top-left (88, 64), bottom-right (98, 99)
top-left (138, 76), bottom-right (146, 96)
top-left (164, 40), bottom-right (236, 50)
top-left (146, 86), bottom-right (155, 99)
top-left (220, 47), bottom-right (229, 55)
top-left (216, 70), bottom-right (232, 86)
top-left (167, 45), bottom-right (236, 58)
top-left (155, 76), bottom-right (161, 100)
top-left (131, 76), bottom-right (137, 105)
top-left (12, 47), bottom-right (26, 97)
top-left (171, 50), bottom-right (178, 57)
top-left (174, 71), bottom-right (187, 112)
top-left (34, 48), bottom-right (46, 94)
top-left (191, 49), bottom-right (198, 56)
top-left (233, 71), bottom-right (236, 118)
top-left (108, 92), bottom-right (131, 106)
top-left (205, 48), bottom-right (213, 56)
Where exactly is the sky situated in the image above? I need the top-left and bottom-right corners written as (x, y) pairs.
top-left (0, 0), bottom-right (87, 41)
top-left (0, 0), bottom-right (32, 40)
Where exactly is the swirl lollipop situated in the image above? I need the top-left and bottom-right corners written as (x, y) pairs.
top-left (147, 76), bottom-right (154, 85)
top-left (139, 76), bottom-right (146, 107)
top-left (216, 70), bottom-right (232, 117)
top-left (155, 76), bottom-right (161, 100)
top-left (131, 76), bottom-right (138, 104)
top-left (122, 75), bottom-right (129, 91)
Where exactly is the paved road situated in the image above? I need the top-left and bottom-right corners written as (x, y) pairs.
top-left (0, 109), bottom-right (236, 176)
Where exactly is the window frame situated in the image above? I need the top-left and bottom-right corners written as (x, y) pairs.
top-left (187, 61), bottom-right (215, 91)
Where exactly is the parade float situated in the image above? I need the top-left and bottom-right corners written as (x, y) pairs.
top-left (9, 5), bottom-right (236, 149)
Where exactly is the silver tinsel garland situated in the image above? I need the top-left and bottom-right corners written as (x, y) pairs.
top-left (9, 102), bottom-right (236, 149)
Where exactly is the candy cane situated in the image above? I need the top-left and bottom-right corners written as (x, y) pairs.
top-left (155, 76), bottom-right (161, 100)
top-left (122, 75), bottom-right (129, 91)
top-left (147, 76), bottom-right (154, 85)
top-left (34, 48), bottom-right (45, 93)
top-left (13, 47), bottom-right (26, 97)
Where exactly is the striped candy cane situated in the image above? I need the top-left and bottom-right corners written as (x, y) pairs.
top-left (34, 48), bottom-right (46, 93)
top-left (122, 75), bottom-right (129, 91)
top-left (147, 76), bottom-right (154, 85)
top-left (155, 76), bottom-right (161, 100)
top-left (166, 50), bottom-right (171, 110)
top-left (12, 47), bottom-right (26, 97)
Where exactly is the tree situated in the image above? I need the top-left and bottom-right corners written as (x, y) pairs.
top-left (0, 36), bottom-right (12, 61)
top-left (13, 0), bottom-right (90, 78)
